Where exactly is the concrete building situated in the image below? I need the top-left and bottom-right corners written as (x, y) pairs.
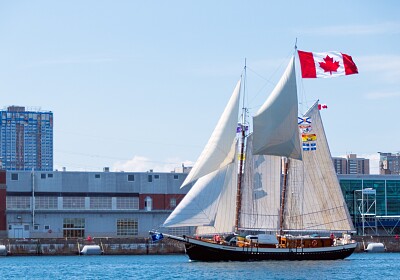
top-left (3, 170), bottom-right (189, 238)
top-left (332, 154), bottom-right (369, 174)
top-left (379, 152), bottom-right (400, 175)
top-left (0, 106), bottom-right (53, 171)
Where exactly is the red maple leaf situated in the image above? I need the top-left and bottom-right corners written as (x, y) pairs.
top-left (318, 55), bottom-right (340, 75)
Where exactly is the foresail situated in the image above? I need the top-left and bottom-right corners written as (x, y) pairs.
top-left (252, 56), bottom-right (302, 160)
top-left (284, 103), bottom-right (355, 232)
top-left (163, 141), bottom-right (237, 233)
top-left (240, 134), bottom-right (281, 231)
top-left (181, 80), bottom-right (241, 188)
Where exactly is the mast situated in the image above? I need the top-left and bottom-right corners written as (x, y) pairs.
top-left (279, 158), bottom-right (289, 235)
top-left (278, 41), bottom-right (299, 235)
top-left (235, 60), bottom-right (247, 232)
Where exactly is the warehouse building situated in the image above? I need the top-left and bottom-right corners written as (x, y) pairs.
top-left (1, 169), bottom-right (190, 238)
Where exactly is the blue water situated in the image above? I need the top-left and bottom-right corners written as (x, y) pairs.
top-left (0, 253), bottom-right (399, 279)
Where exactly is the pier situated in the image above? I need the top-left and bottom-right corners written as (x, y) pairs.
top-left (0, 236), bottom-right (399, 256)
top-left (0, 237), bottom-right (184, 256)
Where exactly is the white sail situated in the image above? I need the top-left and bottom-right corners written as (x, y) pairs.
top-left (163, 141), bottom-right (237, 232)
top-left (181, 80), bottom-right (241, 188)
top-left (240, 134), bottom-right (281, 230)
top-left (284, 103), bottom-right (355, 231)
top-left (252, 57), bottom-right (302, 160)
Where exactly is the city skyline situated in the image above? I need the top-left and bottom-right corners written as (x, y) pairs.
top-left (0, 1), bottom-right (398, 173)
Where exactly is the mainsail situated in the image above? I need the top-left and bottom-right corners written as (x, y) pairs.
top-left (284, 103), bottom-right (355, 232)
top-left (240, 134), bottom-right (281, 231)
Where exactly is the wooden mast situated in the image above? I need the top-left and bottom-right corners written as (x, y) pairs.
top-left (234, 61), bottom-right (247, 232)
top-left (279, 158), bottom-right (289, 235)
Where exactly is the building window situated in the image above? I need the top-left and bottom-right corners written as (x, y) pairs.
top-left (44, 225), bottom-right (50, 230)
top-left (95, 174), bottom-right (100, 179)
top-left (63, 197), bottom-right (85, 209)
top-left (154, 174), bottom-right (159, 179)
top-left (48, 173), bottom-right (53, 178)
top-left (148, 175), bottom-right (152, 182)
top-left (41, 173), bottom-right (46, 179)
top-left (117, 218), bottom-right (138, 236)
top-left (174, 175), bottom-right (179, 180)
top-left (170, 198), bottom-right (177, 208)
top-left (127, 174), bottom-right (135, 182)
top-left (7, 196), bottom-right (31, 209)
top-left (34, 225), bottom-right (39, 231)
top-left (35, 196), bottom-right (58, 209)
top-left (63, 218), bottom-right (85, 238)
top-left (116, 197), bottom-right (139, 210)
top-left (11, 173), bottom-right (18, 180)
top-left (144, 196), bottom-right (152, 211)
top-left (90, 197), bottom-right (112, 209)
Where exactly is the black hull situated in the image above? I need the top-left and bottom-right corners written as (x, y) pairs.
top-left (183, 239), bottom-right (357, 262)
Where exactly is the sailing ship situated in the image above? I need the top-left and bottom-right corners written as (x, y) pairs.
top-left (152, 52), bottom-right (357, 261)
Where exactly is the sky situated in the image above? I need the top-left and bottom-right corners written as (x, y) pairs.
top-left (0, 1), bottom-right (399, 174)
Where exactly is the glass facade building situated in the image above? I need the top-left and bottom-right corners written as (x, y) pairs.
top-left (0, 106), bottom-right (53, 171)
top-left (339, 175), bottom-right (400, 235)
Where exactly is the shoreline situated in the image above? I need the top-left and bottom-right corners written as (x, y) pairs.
top-left (0, 236), bottom-right (399, 256)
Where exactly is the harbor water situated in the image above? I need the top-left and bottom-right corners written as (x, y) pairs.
top-left (0, 253), bottom-right (399, 279)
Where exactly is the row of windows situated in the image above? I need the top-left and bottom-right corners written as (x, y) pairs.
top-left (16, 218), bottom-right (135, 237)
top-left (7, 196), bottom-right (140, 210)
top-left (10, 173), bottom-right (180, 181)
top-left (62, 218), bottom-right (138, 237)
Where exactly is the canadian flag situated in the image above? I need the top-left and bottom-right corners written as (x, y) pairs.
top-left (298, 50), bottom-right (358, 78)
top-left (318, 104), bottom-right (328, 110)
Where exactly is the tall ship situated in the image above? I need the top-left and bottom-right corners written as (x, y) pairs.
top-left (152, 50), bottom-right (358, 261)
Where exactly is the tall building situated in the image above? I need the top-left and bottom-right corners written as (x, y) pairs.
top-left (332, 157), bottom-right (347, 174)
top-left (332, 154), bottom-right (369, 174)
top-left (0, 106), bottom-right (53, 171)
top-left (379, 152), bottom-right (400, 175)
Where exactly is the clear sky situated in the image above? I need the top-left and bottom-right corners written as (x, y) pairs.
top-left (1, 1), bottom-right (399, 173)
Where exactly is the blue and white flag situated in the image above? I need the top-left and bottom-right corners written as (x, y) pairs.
top-left (151, 232), bottom-right (164, 242)
top-left (303, 142), bottom-right (316, 151)
top-left (298, 117), bottom-right (311, 125)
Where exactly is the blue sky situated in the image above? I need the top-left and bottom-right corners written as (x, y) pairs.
top-left (1, 1), bottom-right (399, 173)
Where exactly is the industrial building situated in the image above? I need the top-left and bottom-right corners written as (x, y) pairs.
top-left (1, 169), bottom-right (189, 239)
top-left (0, 106), bottom-right (53, 171)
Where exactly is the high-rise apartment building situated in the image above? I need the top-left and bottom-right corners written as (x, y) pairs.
top-left (379, 152), bottom-right (400, 175)
top-left (332, 154), bottom-right (369, 174)
top-left (0, 106), bottom-right (53, 171)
